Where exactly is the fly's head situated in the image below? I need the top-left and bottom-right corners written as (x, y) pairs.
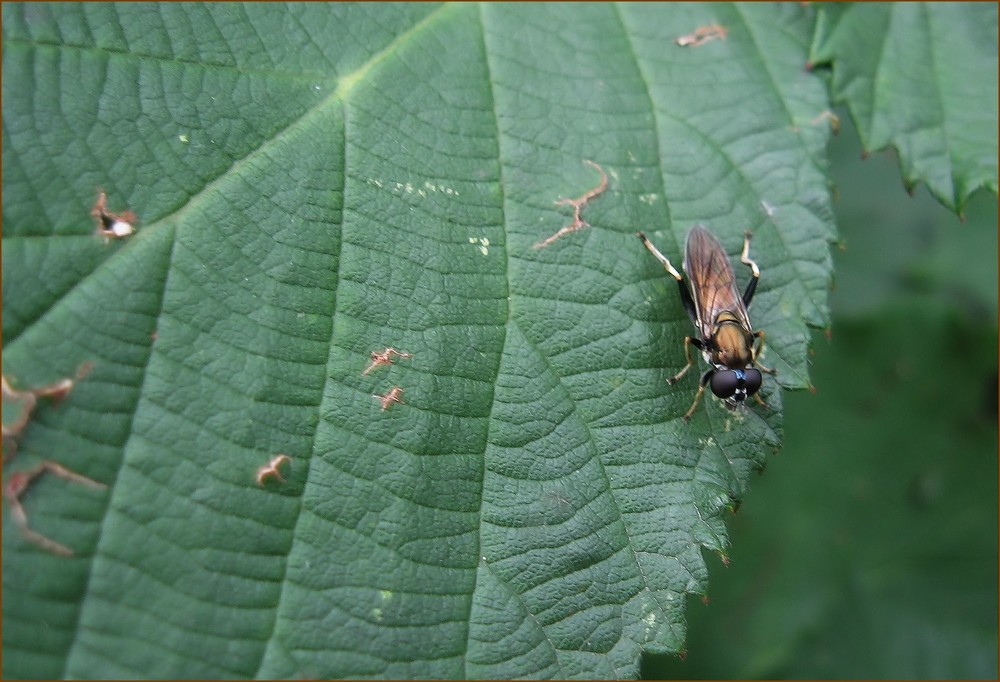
top-left (708, 316), bottom-right (761, 406)
top-left (710, 366), bottom-right (763, 407)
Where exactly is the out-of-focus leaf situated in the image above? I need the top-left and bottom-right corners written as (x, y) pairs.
top-left (809, 2), bottom-right (999, 214)
top-left (2, 4), bottom-right (834, 678)
top-left (823, 109), bottom-right (999, 319)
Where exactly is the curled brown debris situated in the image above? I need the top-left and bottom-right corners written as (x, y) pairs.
top-left (675, 24), bottom-right (728, 47)
top-left (256, 454), bottom-right (292, 487)
top-left (373, 386), bottom-right (405, 411)
top-left (534, 160), bottom-right (609, 249)
top-left (4, 461), bottom-right (106, 556)
top-left (362, 348), bottom-right (413, 376)
top-left (92, 190), bottom-right (137, 240)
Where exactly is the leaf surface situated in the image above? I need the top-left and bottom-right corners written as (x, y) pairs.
top-left (2, 4), bottom-right (833, 678)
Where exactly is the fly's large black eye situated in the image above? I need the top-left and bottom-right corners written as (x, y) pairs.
top-left (711, 368), bottom-right (764, 401)
top-left (710, 370), bottom-right (739, 398)
top-left (743, 368), bottom-right (763, 395)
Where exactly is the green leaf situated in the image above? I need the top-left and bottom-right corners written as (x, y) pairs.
top-left (2, 4), bottom-right (834, 678)
top-left (809, 2), bottom-right (999, 214)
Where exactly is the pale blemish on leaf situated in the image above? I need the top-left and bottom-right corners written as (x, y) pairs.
top-left (423, 180), bottom-right (459, 196)
top-left (643, 610), bottom-right (657, 635)
top-left (468, 236), bottom-right (490, 255)
top-left (369, 179), bottom-right (460, 198)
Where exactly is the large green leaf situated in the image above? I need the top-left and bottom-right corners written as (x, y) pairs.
top-left (2, 4), bottom-right (834, 678)
top-left (809, 2), bottom-right (999, 214)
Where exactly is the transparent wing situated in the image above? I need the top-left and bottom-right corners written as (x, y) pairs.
top-left (683, 225), bottom-right (752, 339)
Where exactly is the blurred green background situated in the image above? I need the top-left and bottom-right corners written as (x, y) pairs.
top-left (646, 109), bottom-right (998, 679)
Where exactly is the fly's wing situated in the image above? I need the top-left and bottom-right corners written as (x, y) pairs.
top-left (683, 225), bottom-right (752, 339)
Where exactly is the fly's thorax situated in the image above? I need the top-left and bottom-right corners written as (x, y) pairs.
top-left (709, 313), bottom-right (754, 368)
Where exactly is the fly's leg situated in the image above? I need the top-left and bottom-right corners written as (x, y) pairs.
top-left (751, 329), bottom-right (773, 410)
top-left (742, 240), bottom-right (775, 376)
top-left (638, 232), bottom-right (683, 279)
top-left (740, 230), bottom-right (761, 307)
top-left (638, 231), bottom-right (712, 421)
top-left (752, 330), bottom-right (776, 375)
top-left (667, 336), bottom-right (702, 385)
top-left (740, 231), bottom-right (760, 278)
top-left (681, 369), bottom-right (714, 421)
top-left (637, 232), bottom-right (697, 324)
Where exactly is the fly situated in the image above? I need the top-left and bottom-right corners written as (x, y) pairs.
top-left (638, 225), bottom-right (775, 420)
